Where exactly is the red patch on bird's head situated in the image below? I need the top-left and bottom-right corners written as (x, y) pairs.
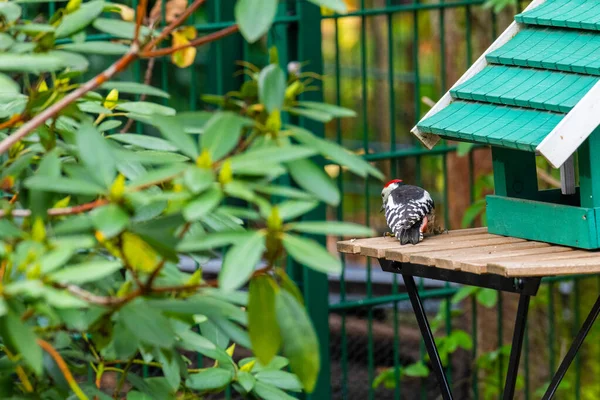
top-left (384, 179), bottom-right (402, 188)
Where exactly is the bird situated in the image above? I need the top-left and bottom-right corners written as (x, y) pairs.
top-left (381, 179), bottom-right (436, 245)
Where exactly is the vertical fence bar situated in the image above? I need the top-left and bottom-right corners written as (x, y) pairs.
top-left (295, 3), bottom-right (331, 398)
top-left (497, 292), bottom-right (504, 399)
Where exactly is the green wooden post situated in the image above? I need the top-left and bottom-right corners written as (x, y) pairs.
top-left (491, 147), bottom-right (538, 199)
top-left (290, 3), bottom-right (332, 399)
top-left (578, 127), bottom-right (600, 208)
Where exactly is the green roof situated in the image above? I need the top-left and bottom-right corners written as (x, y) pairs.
top-left (417, 0), bottom-right (600, 151)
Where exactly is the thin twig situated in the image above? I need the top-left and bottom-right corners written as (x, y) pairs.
top-left (3, 347), bottom-right (34, 392)
top-left (142, 0), bottom-right (207, 53)
top-left (120, 51), bottom-right (157, 133)
top-left (37, 339), bottom-right (89, 400)
top-left (0, 198), bottom-right (109, 218)
top-left (0, 113), bottom-right (26, 131)
top-left (141, 25), bottom-right (239, 58)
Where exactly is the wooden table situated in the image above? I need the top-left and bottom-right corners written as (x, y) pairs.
top-left (337, 228), bottom-right (600, 400)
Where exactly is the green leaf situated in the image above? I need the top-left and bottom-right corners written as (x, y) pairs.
top-left (282, 233), bottom-right (341, 275)
top-left (24, 176), bottom-right (105, 195)
top-left (56, 0), bottom-right (105, 38)
top-left (76, 121), bottom-right (116, 187)
top-left (461, 198), bottom-right (486, 228)
top-left (90, 204), bottom-right (129, 239)
top-left (49, 260), bottom-right (122, 284)
top-left (275, 291), bottom-right (320, 392)
top-left (109, 134), bottom-right (178, 152)
top-left (152, 115), bottom-right (199, 158)
top-left (307, 0), bottom-right (347, 12)
top-left (98, 120), bottom-right (122, 132)
top-left (287, 107), bottom-right (331, 122)
top-left (183, 167), bottom-right (214, 194)
top-left (229, 145), bottom-right (315, 171)
top-left (288, 221), bottom-right (374, 237)
top-left (0, 311), bottom-right (43, 375)
top-left (290, 125), bottom-right (383, 180)
top-left (248, 276), bottom-right (280, 365)
top-left (201, 112), bottom-right (252, 160)
top-left (113, 322), bottom-right (139, 360)
top-left (58, 41), bottom-right (129, 55)
top-left (296, 101), bottom-right (356, 118)
top-left (253, 381), bottom-right (297, 400)
top-left (219, 231), bottom-right (266, 291)
top-left (256, 370), bottom-right (303, 392)
top-left (0, 2), bottom-right (21, 22)
top-left (258, 64), bottom-right (286, 113)
top-left (403, 362), bottom-right (429, 377)
top-left (171, 111), bottom-right (213, 134)
top-left (127, 163), bottom-right (188, 190)
top-left (0, 33), bottom-right (13, 51)
top-left (186, 368), bottom-right (232, 391)
top-left (118, 149), bottom-right (189, 164)
top-left (0, 53), bottom-right (66, 73)
top-left (148, 295), bottom-right (247, 325)
top-left (476, 288), bottom-right (498, 308)
top-left (0, 73), bottom-right (19, 93)
top-left (158, 349), bottom-right (181, 390)
top-left (117, 101), bottom-right (175, 116)
top-left (101, 81), bottom-right (170, 98)
top-left (40, 247), bottom-right (76, 274)
top-left (183, 187), bottom-right (223, 221)
top-left (457, 142), bottom-right (475, 157)
top-left (287, 159), bottom-right (340, 206)
top-left (92, 18), bottom-right (153, 40)
top-left (252, 184), bottom-right (313, 200)
top-left (236, 371), bottom-right (256, 393)
top-left (177, 231), bottom-right (253, 252)
top-left (277, 200), bottom-right (319, 221)
top-left (119, 299), bottom-right (176, 348)
top-left (450, 286), bottom-right (478, 304)
top-left (234, 0), bottom-right (277, 43)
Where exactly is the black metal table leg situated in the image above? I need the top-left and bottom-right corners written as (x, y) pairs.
top-left (542, 293), bottom-right (600, 400)
top-left (403, 274), bottom-right (454, 400)
top-left (503, 294), bottom-right (531, 400)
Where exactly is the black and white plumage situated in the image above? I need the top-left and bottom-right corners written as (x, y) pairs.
top-left (381, 179), bottom-right (435, 245)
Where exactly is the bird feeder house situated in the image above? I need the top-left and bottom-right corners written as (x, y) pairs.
top-left (414, 0), bottom-right (600, 249)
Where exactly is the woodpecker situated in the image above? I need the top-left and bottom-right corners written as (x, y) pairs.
top-left (381, 179), bottom-right (435, 245)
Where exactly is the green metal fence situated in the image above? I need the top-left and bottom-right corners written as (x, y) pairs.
top-left (35, 0), bottom-right (600, 398)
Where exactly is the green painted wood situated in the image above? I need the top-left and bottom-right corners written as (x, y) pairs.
top-left (418, 102), bottom-right (564, 150)
top-left (578, 126), bottom-right (600, 209)
top-left (451, 66), bottom-right (597, 112)
top-left (491, 147), bottom-right (538, 199)
top-left (515, 0), bottom-right (600, 32)
top-left (486, 28), bottom-right (600, 75)
top-left (487, 195), bottom-right (599, 249)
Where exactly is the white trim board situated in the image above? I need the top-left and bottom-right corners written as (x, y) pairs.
top-left (537, 80), bottom-right (600, 168)
top-left (410, 0), bottom-right (548, 149)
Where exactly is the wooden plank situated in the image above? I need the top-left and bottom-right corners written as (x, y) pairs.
top-left (487, 195), bottom-right (599, 249)
top-left (435, 244), bottom-right (571, 273)
top-left (409, 0), bottom-right (547, 149)
top-left (359, 232), bottom-right (497, 258)
top-left (407, 238), bottom-right (528, 267)
top-left (488, 255), bottom-right (600, 277)
top-left (537, 79), bottom-right (600, 168)
top-left (337, 228), bottom-right (490, 255)
top-left (386, 236), bottom-right (526, 263)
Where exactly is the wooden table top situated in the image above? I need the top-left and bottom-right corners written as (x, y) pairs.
top-left (337, 228), bottom-right (600, 277)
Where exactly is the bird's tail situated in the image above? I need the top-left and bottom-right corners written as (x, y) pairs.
top-left (399, 225), bottom-right (421, 245)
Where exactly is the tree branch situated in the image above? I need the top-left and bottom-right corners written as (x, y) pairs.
top-left (142, 0), bottom-right (207, 53)
top-left (140, 25), bottom-right (239, 58)
top-left (37, 339), bottom-right (89, 400)
top-left (0, 198), bottom-right (109, 218)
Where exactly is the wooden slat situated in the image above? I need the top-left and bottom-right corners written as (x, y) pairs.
top-left (386, 236), bottom-right (524, 263)
top-left (407, 237), bottom-right (528, 267)
top-left (338, 228), bottom-right (491, 257)
top-left (434, 244), bottom-right (570, 273)
top-left (488, 254), bottom-right (600, 277)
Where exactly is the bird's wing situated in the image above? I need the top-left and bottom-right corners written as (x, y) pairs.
top-left (385, 191), bottom-right (434, 234)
